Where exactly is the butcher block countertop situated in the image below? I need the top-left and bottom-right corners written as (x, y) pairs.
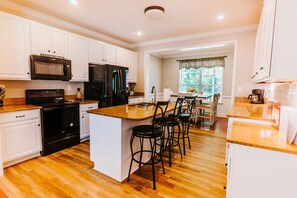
top-left (0, 104), bottom-right (42, 113)
top-left (227, 121), bottom-right (297, 155)
top-left (227, 102), bottom-right (273, 121)
top-left (87, 102), bottom-right (176, 120)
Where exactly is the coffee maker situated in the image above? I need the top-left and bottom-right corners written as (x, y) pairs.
top-left (248, 89), bottom-right (265, 104)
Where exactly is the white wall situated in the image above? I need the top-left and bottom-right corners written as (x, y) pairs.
top-left (148, 55), bottom-right (163, 93)
top-left (133, 30), bottom-right (269, 97)
top-left (0, 80), bottom-right (83, 98)
top-left (268, 83), bottom-right (297, 108)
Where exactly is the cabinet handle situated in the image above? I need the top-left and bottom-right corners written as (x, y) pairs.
top-left (48, 50), bottom-right (50, 53)
top-left (82, 116), bottom-right (84, 118)
top-left (88, 107), bottom-right (93, 109)
top-left (256, 72), bottom-right (258, 75)
top-left (227, 144), bottom-right (230, 148)
top-left (102, 59), bottom-right (104, 61)
top-left (105, 60), bottom-right (107, 62)
top-left (223, 186), bottom-right (227, 190)
top-left (16, 115), bottom-right (25, 118)
top-left (225, 163), bottom-right (228, 166)
top-left (260, 67), bottom-right (264, 70)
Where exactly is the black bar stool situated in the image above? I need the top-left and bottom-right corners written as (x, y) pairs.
top-left (127, 101), bottom-right (169, 190)
top-left (160, 98), bottom-right (184, 167)
top-left (179, 96), bottom-right (197, 155)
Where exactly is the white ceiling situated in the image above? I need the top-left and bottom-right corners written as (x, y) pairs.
top-left (8, 0), bottom-right (263, 44)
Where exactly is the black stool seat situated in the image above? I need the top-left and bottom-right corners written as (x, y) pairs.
top-left (133, 125), bottom-right (163, 138)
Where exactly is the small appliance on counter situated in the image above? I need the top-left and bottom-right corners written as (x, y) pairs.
top-left (248, 89), bottom-right (265, 104)
top-left (128, 82), bottom-right (136, 96)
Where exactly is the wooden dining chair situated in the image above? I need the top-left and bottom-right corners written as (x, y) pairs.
top-left (195, 93), bottom-right (220, 126)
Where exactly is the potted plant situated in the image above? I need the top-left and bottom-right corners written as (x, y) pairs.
top-left (0, 86), bottom-right (6, 107)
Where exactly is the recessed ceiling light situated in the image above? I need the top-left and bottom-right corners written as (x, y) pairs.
top-left (137, 31), bottom-right (143, 36)
top-left (217, 15), bottom-right (225, 20)
top-left (180, 44), bottom-right (226, 51)
top-left (70, 0), bottom-right (78, 5)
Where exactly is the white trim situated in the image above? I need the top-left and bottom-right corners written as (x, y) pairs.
top-left (0, 0), bottom-right (131, 48)
top-left (231, 41), bottom-right (239, 106)
top-left (131, 25), bottom-right (258, 48)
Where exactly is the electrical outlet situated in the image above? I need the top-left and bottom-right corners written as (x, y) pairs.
top-left (68, 85), bottom-right (71, 91)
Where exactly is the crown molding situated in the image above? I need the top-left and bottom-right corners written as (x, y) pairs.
top-left (0, 0), bottom-right (131, 48)
top-left (131, 24), bottom-right (258, 48)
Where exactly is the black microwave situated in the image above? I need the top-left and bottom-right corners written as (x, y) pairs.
top-left (30, 55), bottom-right (72, 81)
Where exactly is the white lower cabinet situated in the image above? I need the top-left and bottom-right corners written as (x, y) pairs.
top-left (80, 103), bottom-right (98, 141)
top-left (226, 144), bottom-right (297, 198)
top-left (0, 109), bottom-right (42, 171)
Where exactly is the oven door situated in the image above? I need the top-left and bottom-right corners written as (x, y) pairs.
top-left (41, 104), bottom-right (79, 155)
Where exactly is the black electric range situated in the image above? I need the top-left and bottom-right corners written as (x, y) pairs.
top-left (26, 89), bottom-right (80, 156)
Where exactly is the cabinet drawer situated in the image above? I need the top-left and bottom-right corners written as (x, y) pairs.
top-left (0, 109), bottom-right (40, 124)
top-left (80, 103), bottom-right (98, 113)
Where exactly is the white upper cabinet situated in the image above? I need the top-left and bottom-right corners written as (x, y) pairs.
top-left (128, 51), bottom-right (138, 83)
top-left (88, 39), bottom-right (104, 64)
top-left (103, 44), bottom-right (117, 65)
top-left (253, 0), bottom-right (297, 82)
top-left (69, 34), bottom-right (89, 82)
top-left (0, 11), bottom-right (30, 80)
top-left (116, 47), bottom-right (138, 82)
top-left (30, 22), bottom-right (68, 57)
top-left (88, 39), bottom-right (117, 65)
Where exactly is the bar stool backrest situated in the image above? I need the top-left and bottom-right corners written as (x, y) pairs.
top-left (152, 101), bottom-right (169, 130)
top-left (171, 97), bottom-right (184, 120)
top-left (183, 96), bottom-right (197, 117)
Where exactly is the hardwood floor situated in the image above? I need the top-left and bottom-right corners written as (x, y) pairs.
top-left (0, 118), bottom-right (228, 198)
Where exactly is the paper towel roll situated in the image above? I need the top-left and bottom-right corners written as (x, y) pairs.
top-left (163, 88), bottom-right (171, 101)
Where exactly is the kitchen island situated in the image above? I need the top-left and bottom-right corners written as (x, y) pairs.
top-left (87, 102), bottom-right (176, 182)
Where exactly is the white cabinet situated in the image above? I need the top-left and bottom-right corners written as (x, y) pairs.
top-left (69, 34), bottom-right (89, 82)
top-left (31, 22), bottom-right (68, 57)
top-left (226, 144), bottom-right (297, 198)
top-left (116, 48), bottom-right (138, 82)
top-left (128, 51), bottom-right (138, 82)
top-left (0, 11), bottom-right (30, 80)
top-left (80, 103), bottom-right (98, 141)
top-left (253, 0), bottom-right (297, 82)
top-left (88, 39), bottom-right (117, 65)
top-left (0, 109), bottom-right (42, 168)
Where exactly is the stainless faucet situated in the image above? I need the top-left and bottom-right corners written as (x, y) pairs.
top-left (151, 86), bottom-right (156, 103)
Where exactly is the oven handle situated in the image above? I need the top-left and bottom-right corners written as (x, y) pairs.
top-left (43, 104), bottom-right (77, 112)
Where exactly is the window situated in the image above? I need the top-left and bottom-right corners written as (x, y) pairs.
top-left (179, 66), bottom-right (223, 97)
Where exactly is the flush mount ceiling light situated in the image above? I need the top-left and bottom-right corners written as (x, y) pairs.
top-left (217, 15), bottom-right (225, 20)
top-left (144, 6), bottom-right (165, 19)
top-left (70, 0), bottom-right (78, 5)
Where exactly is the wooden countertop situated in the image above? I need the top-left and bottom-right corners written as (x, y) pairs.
top-left (0, 104), bottom-right (42, 113)
top-left (227, 102), bottom-right (273, 121)
top-left (87, 102), bottom-right (176, 120)
top-left (77, 100), bottom-right (99, 105)
top-left (227, 121), bottom-right (297, 155)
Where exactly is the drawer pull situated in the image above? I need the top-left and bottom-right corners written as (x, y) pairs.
top-left (88, 107), bottom-right (93, 109)
top-left (16, 115), bottom-right (25, 118)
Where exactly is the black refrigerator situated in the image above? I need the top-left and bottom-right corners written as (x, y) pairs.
top-left (84, 64), bottom-right (129, 108)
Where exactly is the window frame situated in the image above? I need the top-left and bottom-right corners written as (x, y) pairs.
top-left (178, 67), bottom-right (224, 102)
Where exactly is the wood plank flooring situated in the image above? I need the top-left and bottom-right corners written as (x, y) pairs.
top-left (0, 118), bottom-right (228, 198)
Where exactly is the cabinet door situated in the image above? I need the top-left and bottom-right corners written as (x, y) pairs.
top-left (69, 34), bottom-right (88, 81)
top-left (51, 28), bottom-right (68, 57)
top-left (0, 119), bottom-right (41, 162)
top-left (104, 44), bottom-right (117, 65)
top-left (30, 22), bottom-right (51, 55)
top-left (0, 12), bottom-right (30, 80)
top-left (88, 39), bottom-right (104, 64)
top-left (116, 47), bottom-right (129, 67)
top-left (253, 0), bottom-right (276, 81)
top-left (128, 51), bottom-right (138, 82)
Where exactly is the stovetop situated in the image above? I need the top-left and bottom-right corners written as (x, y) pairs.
top-left (26, 89), bottom-right (79, 107)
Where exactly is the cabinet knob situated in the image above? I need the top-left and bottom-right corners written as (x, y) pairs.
top-left (225, 163), bottom-right (228, 166)
top-left (256, 72), bottom-right (258, 75)
top-left (82, 116), bottom-right (84, 118)
top-left (223, 186), bottom-right (227, 190)
top-left (102, 59), bottom-right (104, 61)
top-left (38, 124), bottom-right (40, 126)
top-left (27, 72), bottom-right (30, 75)
top-left (53, 51), bottom-right (56, 54)
top-left (48, 50), bottom-right (50, 52)
top-left (260, 67), bottom-right (264, 70)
